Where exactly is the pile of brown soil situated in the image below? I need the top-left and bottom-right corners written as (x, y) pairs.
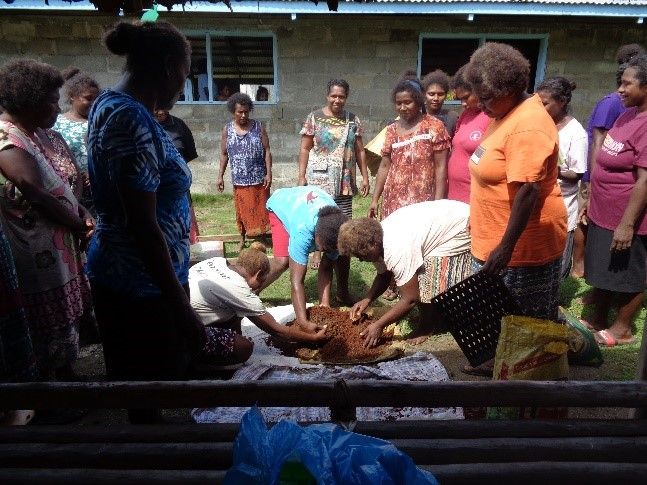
top-left (268, 306), bottom-right (393, 363)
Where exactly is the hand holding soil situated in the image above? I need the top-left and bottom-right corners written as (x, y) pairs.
top-left (360, 321), bottom-right (384, 348)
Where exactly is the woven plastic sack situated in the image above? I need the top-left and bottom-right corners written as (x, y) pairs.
top-left (224, 406), bottom-right (439, 485)
top-left (558, 306), bottom-right (604, 367)
top-left (487, 315), bottom-right (570, 419)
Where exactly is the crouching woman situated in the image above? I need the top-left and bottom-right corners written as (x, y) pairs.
top-left (189, 243), bottom-right (327, 366)
top-left (339, 200), bottom-right (472, 348)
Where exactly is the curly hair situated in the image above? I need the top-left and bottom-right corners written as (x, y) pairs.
top-left (390, 79), bottom-right (425, 107)
top-left (337, 218), bottom-right (383, 259)
top-left (61, 67), bottom-right (100, 102)
top-left (237, 242), bottom-right (270, 278)
top-left (624, 54), bottom-right (647, 86)
top-left (537, 76), bottom-right (577, 107)
top-left (227, 92), bottom-right (254, 113)
top-left (103, 21), bottom-right (190, 84)
top-left (465, 42), bottom-right (530, 99)
top-left (327, 78), bottom-right (349, 96)
top-left (616, 43), bottom-right (646, 65)
top-left (421, 69), bottom-right (450, 93)
top-left (0, 59), bottom-right (63, 116)
top-left (314, 206), bottom-right (348, 252)
top-left (450, 64), bottom-right (471, 92)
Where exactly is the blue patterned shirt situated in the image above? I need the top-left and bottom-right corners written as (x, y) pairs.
top-left (86, 90), bottom-right (191, 297)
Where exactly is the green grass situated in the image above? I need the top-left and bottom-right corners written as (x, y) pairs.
top-left (193, 193), bottom-right (643, 381)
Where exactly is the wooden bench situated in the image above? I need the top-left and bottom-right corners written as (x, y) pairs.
top-left (1, 380), bottom-right (646, 483)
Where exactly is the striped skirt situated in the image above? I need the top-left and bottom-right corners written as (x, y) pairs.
top-left (418, 250), bottom-right (473, 303)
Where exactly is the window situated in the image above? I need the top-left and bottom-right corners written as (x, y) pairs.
top-left (418, 34), bottom-right (548, 95)
top-left (181, 32), bottom-right (277, 104)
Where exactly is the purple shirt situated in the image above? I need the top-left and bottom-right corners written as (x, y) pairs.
top-left (588, 108), bottom-right (647, 235)
top-left (583, 92), bottom-right (626, 182)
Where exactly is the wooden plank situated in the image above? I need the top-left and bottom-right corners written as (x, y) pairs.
top-left (0, 469), bottom-right (226, 484)
top-left (634, 315), bottom-right (647, 419)
top-left (1, 380), bottom-right (646, 409)
top-left (2, 437), bottom-right (646, 470)
top-left (424, 462), bottom-right (647, 484)
top-left (2, 420), bottom-right (645, 444)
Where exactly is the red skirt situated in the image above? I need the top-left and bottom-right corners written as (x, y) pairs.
top-left (234, 184), bottom-right (271, 237)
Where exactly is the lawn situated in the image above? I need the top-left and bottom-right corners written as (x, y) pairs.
top-left (193, 193), bottom-right (644, 381)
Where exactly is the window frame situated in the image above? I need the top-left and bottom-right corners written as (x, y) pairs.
top-left (417, 32), bottom-right (549, 105)
top-left (179, 29), bottom-right (279, 105)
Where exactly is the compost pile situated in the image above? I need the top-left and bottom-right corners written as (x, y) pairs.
top-left (268, 306), bottom-right (393, 363)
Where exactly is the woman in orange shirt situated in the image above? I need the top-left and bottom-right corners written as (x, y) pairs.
top-left (463, 43), bottom-right (567, 375)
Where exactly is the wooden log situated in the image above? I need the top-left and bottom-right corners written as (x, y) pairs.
top-left (424, 462), bottom-right (647, 484)
top-left (0, 443), bottom-right (233, 470)
top-left (0, 469), bottom-right (226, 484)
top-left (1, 420), bottom-right (645, 444)
top-left (1, 380), bottom-right (646, 410)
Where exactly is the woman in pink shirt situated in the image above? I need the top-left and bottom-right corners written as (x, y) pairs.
top-left (446, 65), bottom-right (490, 204)
top-left (583, 54), bottom-right (647, 346)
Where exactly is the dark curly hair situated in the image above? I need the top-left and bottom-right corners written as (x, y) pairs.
top-left (450, 64), bottom-right (472, 92)
top-left (103, 21), bottom-right (190, 84)
top-left (327, 79), bottom-right (349, 96)
top-left (390, 79), bottom-right (425, 107)
top-left (337, 218), bottom-right (383, 259)
top-left (227, 92), bottom-right (254, 113)
top-left (315, 206), bottom-right (349, 252)
top-left (0, 59), bottom-right (63, 116)
top-left (421, 69), bottom-right (450, 93)
top-left (537, 76), bottom-right (577, 107)
top-left (616, 43), bottom-right (645, 65)
top-left (61, 67), bottom-right (100, 102)
top-left (465, 42), bottom-right (530, 100)
top-left (624, 54), bottom-right (647, 86)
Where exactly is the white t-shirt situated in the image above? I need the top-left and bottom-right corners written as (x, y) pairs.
top-left (376, 200), bottom-right (471, 287)
top-left (557, 118), bottom-right (588, 231)
top-left (189, 257), bottom-right (266, 325)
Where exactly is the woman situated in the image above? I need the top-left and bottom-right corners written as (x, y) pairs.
top-left (189, 243), bottom-right (327, 366)
top-left (0, 59), bottom-right (94, 381)
top-left (154, 109), bottom-right (200, 244)
top-left (582, 54), bottom-right (647, 347)
top-left (464, 43), bottom-right (567, 375)
top-left (421, 69), bottom-right (459, 138)
top-left (537, 77), bottom-right (588, 281)
top-left (86, 21), bottom-right (205, 422)
top-left (298, 79), bottom-right (369, 270)
top-left (217, 93), bottom-right (272, 252)
top-left (446, 64), bottom-right (490, 204)
top-left (340, 200), bottom-right (472, 348)
top-left (52, 68), bottom-right (100, 213)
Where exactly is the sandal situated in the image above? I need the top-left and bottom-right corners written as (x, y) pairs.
top-left (461, 363), bottom-right (493, 377)
top-left (594, 329), bottom-right (636, 347)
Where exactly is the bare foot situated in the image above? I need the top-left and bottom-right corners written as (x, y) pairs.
top-left (407, 335), bottom-right (428, 345)
top-left (309, 252), bottom-right (321, 270)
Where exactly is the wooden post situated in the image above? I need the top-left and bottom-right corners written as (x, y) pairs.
top-left (633, 315), bottom-right (647, 419)
top-left (329, 379), bottom-right (357, 423)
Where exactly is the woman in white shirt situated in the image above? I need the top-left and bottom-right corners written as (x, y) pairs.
top-left (338, 200), bottom-right (472, 348)
top-left (537, 77), bottom-right (588, 280)
top-left (189, 243), bottom-right (327, 365)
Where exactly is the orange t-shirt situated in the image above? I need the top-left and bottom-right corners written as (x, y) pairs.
top-left (469, 94), bottom-right (566, 266)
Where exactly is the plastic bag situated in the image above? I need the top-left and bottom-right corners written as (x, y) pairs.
top-left (224, 406), bottom-right (439, 485)
top-left (487, 315), bottom-right (570, 419)
top-left (558, 306), bottom-right (604, 367)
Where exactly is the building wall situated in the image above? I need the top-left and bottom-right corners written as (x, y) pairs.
top-left (0, 12), bottom-right (645, 193)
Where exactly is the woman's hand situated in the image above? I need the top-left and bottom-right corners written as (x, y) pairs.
top-left (360, 321), bottom-right (383, 348)
top-left (298, 175), bottom-right (307, 186)
top-left (296, 318), bottom-right (319, 333)
top-left (611, 223), bottom-right (634, 252)
top-left (481, 243), bottom-right (513, 275)
top-left (367, 200), bottom-right (379, 219)
top-left (349, 298), bottom-right (370, 322)
top-left (289, 325), bottom-right (329, 343)
top-left (360, 177), bottom-right (370, 197)
top-left (263, 173), bottom-right (272, 190)
top-left (217, 176), bottom-right (225, 193)
top-left (76, 218), bottom-right (95, 251)
top-left (578, 198), bottom-right (589, 226)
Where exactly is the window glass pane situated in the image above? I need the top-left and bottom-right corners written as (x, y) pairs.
top-left (420, 38), bottom-right (480, 77)
top-left (185, 35), bottom-right (208, 102)
top-left (210, 35), bottom-right (275, 102)
top-left (485, 38), bottom-right (541, 91)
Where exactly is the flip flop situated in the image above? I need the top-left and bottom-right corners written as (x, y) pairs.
top-left (594, 329), bottom-right (636, 347)
top-left (461, 364), bottom-right (493, 377)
